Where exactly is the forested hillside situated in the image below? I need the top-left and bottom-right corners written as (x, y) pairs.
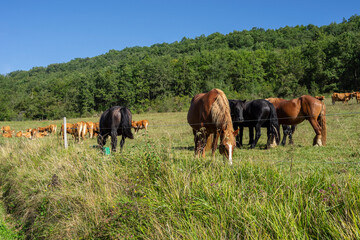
top-left (1, 15), bottom-right (360, 120)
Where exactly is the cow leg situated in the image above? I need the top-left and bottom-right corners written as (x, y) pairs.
top-left (111, 130), bottom-right (118, 152)
top-left (120, 135), bottom-right (126, 152)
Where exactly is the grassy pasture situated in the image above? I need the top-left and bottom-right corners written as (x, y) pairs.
top-left (0, 97), bottom-right (360, 239)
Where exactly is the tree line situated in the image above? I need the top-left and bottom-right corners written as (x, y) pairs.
top-left (1, 15), bottom-right (360, 120)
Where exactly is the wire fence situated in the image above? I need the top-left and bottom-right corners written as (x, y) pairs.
top-left (30, 110), bottom-right (360, 131)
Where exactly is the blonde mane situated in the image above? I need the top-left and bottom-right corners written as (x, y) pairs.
top-left (210, 89), bottom-right (233, 131)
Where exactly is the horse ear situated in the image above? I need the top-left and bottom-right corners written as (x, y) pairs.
top-left (242, 100), bottom-right (246, 103)
top-left (233, 129), bottom-right (240, 136)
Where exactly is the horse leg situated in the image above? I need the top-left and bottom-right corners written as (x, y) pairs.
top-left (250, 124), bottom-right (262, 149)
top-left (111, 130), bottom-right (118, 152)
top-left (289, 125), bottom-right (296, 144)
top-left (211, 131), bottom-right (219, 158)
top-left (248, 127), bottom-right (254, 146)
top-left (281, 125), bottom-right (289, 146)
top-left (238, 127), bottom-right (243, 147)
top-left (308, 118), bottom-right (322, 146)
top-left (120, 135), bottom-right (126, 152)
top-left (266, 126), bottom-right (273, 148)
top-left (201, 131), bottom-right (208, 158)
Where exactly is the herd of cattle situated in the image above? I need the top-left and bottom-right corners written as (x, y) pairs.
top-left (331, 91), bottom-right (360, 104)
top-left (0, 120), bottom-right (149, 141)
top-left (0, 124), bottom-right (57, 139)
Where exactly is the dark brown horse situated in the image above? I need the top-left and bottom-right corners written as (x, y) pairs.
top-left (187, 89), bottom-right (239, 164)
top-left (267, 95), bottom-right (326, 146)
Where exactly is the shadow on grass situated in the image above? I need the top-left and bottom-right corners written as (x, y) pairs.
top-left (173, 146), bottom-right (195, 151)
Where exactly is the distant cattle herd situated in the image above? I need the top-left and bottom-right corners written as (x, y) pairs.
top-left (1, 120), bottom-right (149, 141)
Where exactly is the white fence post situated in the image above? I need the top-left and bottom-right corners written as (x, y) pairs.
top-left (64, 117), bottom-right (68, 149)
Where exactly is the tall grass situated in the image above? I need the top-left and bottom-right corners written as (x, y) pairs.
top-left (0, 98), bottom-right (360, 239)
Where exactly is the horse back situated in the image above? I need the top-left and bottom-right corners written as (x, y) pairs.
top-left (275, 98), bottom-right (303, 125)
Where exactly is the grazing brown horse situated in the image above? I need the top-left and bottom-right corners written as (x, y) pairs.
top-left (268, 95), bottom-right (326, 146)
top-left (187, 88), bottom-right (239, 164)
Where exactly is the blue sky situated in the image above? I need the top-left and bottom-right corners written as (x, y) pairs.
top-left (1, 0), bottom-right (359, 75)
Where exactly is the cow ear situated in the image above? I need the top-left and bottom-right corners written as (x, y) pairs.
top-left (233, 129), bottom-right (240, 136)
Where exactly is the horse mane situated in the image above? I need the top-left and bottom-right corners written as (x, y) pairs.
top-left (210, 89), bottom-right (233, 130)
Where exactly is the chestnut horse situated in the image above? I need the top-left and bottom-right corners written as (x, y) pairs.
top-left (266, 97), bottom-right (296, 145)
top-left (187, 88), bottom-right (239, 164)
top-left (268, 95), bottom-right (326, 146)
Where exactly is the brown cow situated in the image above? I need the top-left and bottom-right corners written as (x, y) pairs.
top-left (48, 124), bottom-right (57, 134)
top-left (37, 126), bottom-right (49, 133)
top-left (60, 123), bottom-right (76, 140)
top-left (73, 121), bottom-right (88, 142)
top-left (93, 122), bottom-right (99, 137)
top-left (15, 131), bottom-right (23, 137)
top-left (86, 122), bottom-right (96, 138)
top-left (1, 126), bottom-right (11, 133)
top-left (331, 92), bottom-right (354, 105)
top-left (33, 131), bottom-right (48, 139)
top-left (31, 128), bottom-right (38, 137)
top-left (2, 133), bottom-right (12, 138)
top-left (22, 132), bottom-right (32, 139)
top-left (353, 92), bottom-right (360, 104)
top-left (315, 96), bottom-right (325, 101)
top-left (131, 120), bottom-right (149, 134)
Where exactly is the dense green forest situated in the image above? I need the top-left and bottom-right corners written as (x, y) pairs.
top-left (1, 15), bottom-right (360, 120)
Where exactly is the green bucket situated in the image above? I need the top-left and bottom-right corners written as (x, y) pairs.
top-left (103, 147), bottom-right (111, 155)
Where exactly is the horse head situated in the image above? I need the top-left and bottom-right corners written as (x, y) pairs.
top-left (219, 128), bottom-right (239, 165)
top-left (229, 100), bottom-right (246, 124)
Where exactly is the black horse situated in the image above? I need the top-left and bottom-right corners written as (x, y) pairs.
top-left (98, 106), bottom-right (134, 152)
top-left (229, 99), bottom-right (280, 149)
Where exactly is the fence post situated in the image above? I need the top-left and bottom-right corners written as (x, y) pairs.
top-left (64, 117), bottom-right (68, 149)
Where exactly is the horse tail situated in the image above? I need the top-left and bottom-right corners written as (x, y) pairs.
top-left (120, 107), bottom-right (134, 139)
top-left (319, 102), bottom-right (327, 145)
top-left (269, 102), bottom-right (280, 145)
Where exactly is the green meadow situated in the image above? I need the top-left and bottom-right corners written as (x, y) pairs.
top-left (0, 97), bottom-right (360, 239)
